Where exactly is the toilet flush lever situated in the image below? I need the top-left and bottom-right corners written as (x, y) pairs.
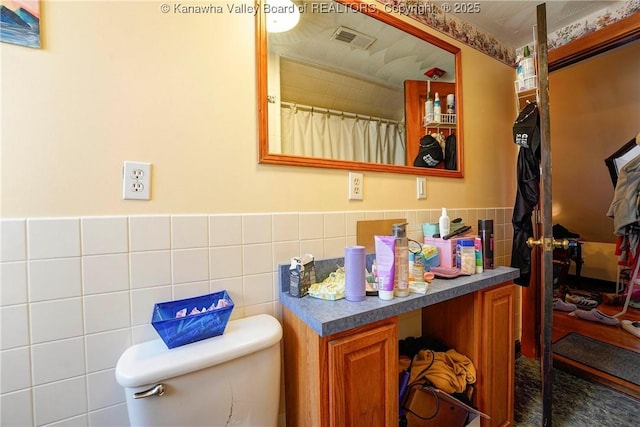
top-left (133, 383), bottom-right (166, 399)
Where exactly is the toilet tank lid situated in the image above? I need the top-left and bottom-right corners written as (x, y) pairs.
top-left (115, 314), bottom-right (282, 388)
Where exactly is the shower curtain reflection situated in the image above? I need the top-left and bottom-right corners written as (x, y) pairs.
top-left (281, 104), bottom-right (405, 165)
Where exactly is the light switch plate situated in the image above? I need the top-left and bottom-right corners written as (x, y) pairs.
top-left (417, 177), bottom-right (427, 199)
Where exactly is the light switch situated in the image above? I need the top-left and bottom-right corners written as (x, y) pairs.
top-left (417, 177), bottom-right (427, 199)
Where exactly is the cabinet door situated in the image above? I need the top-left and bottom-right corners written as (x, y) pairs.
top-left (327, 322), bottom-right (398, 427)
top-left (479, 284), bottom-right (515, 427)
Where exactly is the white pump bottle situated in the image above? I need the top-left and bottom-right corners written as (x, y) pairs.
top-left (439, 208), bottom-right (450, 237)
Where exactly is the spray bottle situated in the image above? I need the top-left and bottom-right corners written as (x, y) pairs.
top-left (433, 92), bottom-right (442, 123)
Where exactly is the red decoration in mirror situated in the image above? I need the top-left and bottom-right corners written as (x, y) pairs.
top-left (424, 67), bottom-right (446, 79)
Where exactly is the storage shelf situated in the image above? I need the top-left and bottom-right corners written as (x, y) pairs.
top-left (515, 77), bottom-right (538, 110)
top-left (424, 113), bottom-right (456, 128)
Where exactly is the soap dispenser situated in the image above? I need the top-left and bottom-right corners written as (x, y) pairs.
top-left (439, 208), bottom-right (450, 237)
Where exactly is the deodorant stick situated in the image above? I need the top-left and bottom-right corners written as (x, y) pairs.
top-left (345, 246), bottom-right (366, 301)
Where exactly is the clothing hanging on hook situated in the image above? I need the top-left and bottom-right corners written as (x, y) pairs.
top-left (511, 100), bottom-right (541, 287)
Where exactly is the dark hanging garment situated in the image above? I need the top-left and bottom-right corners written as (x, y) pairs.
top-left (444, 133), bottom-right (457, 170)
top-left (510, 103), bottom-right (541, 287)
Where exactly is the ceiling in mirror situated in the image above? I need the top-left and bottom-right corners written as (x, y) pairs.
top-left (268, 0), bottom-right (455, 120)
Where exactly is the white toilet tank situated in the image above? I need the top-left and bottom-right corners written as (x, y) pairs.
top-left (116, 314), bottom-right (282, 427)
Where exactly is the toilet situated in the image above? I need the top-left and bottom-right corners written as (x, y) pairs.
top-left (115, 313), bottom-right (282, 426)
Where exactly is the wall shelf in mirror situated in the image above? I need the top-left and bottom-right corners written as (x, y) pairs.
top-left (256, 0), bottom-right (464, 177)
top-left (424, 115), bottom-right (456, 128)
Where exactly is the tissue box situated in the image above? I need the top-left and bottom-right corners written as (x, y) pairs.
top-left (151, 291), bottom-right (234, 349)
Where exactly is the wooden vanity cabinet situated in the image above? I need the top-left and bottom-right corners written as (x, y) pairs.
top-left (421, 282), bottom-right (515, 427)
top-left (282, 309), bottom-right (398, 427)
top-left (282, 281), bottom-right (514, 427)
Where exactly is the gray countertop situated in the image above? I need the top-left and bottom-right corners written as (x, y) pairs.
top-left (279, 266), bottom-right (520, 336)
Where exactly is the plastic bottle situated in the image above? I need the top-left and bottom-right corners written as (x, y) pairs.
top-left (408, 252), bottom-right (415, 281)
top-left (425, 92), bottom-right (434, 124)
top-left (433, 92), bottom-right (441, 123)
top-left (344, 246), bottom-right (366, 301)
top-left (457, 239), bottom-right (476, 275)
top-left (392, 223), bottom-right (410, 297)
top-left (439, 208), bottom-right (450, 237)
top-left (478, 219), bottom-right (494, 270)
top-left (412, 252), bottom-right (424, 282)
top-left (474, 237), bottom-right (484, 274)
top-left (516, 58), bottom-right (525, 91)
top-left (446, 94), bottom-right (455, 115)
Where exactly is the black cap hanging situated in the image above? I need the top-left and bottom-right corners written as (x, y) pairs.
top-left (513, 102), bottom-right (540, 153)
top-left (413, 134), bottom-right (443, 168)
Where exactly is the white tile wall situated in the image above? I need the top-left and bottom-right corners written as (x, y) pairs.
top-left (1, 304), bottom-right (30, 349)
top-left (128, 216), bottom-right (170, 252)
top-left (170, 215), bottom-right (208, 249)
top-left (33, 377), bottom-right (87, 425)
top-left (27, 218), bottom-right (80, 260)
top-left (172, 248), bottom-right (209, 284)
top-left (0, 208), bottom-right (513, 426)
top-left (1, 219), bottom-right (26, 262)
top-left (81, 217), bottom-right (128, 256)
top-left (82, 254), bottom-right (129, 295)
top-left (31, 338), bottom-right (85, 385)
top-left (0, 261), bottom-right (28, 305)
top-left (1, 389), bottom-right (34, 426)
top-left (1, 347), bottom-right (31, 393)
top-left (28, 258), bottom-right (82, 302)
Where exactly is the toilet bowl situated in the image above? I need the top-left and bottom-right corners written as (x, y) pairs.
top-left (116, 313), bottom-right (282, 426)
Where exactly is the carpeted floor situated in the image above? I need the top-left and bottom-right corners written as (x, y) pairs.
top-left (515, 356), bottom-right (640, 426)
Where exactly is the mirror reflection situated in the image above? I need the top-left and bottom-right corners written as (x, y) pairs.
top-left (257, 0), bottom-right (464, 177)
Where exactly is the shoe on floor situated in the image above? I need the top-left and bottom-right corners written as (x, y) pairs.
top-left (621, 320), bottom-right (640, 338)
top-left (571, 309), bottom-right (619, 326)
top-left (553, 298), bottom-right (577, 312)
top-left (601, 293), bottom-right (626, 306)
top-left (565, 294), bottom-right (598, 309)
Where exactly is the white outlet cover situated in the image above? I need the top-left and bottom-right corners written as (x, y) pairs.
top-left (348, 172), bottom-right (363, 200)
top-left (123, 161), bottom-right (151, 200)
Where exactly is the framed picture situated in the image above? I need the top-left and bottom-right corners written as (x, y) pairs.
top-left (0, 0), bottom-right (40, 48)
top-left (604, 137), bottom-right (640, 188)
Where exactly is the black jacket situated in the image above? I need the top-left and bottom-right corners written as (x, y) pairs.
top-left (510, 103), bottom-right (540, 286)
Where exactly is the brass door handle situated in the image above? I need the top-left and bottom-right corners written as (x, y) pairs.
top-left (526, 237), bottom-right (569, 251)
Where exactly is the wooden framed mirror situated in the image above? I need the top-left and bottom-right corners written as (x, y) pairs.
top-left (256, 0), bottom-right (464, 177)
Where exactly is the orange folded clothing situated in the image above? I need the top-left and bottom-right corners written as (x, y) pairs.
top-left (408, 348), bottom-right (476, 394)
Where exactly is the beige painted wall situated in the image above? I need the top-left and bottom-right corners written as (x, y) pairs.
top-left (550, 40), bottom-right (640, 244)
top-left (1, 1), bottom-right (518, 218)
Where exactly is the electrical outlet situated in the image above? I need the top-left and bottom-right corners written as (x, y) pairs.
top-left (123, 161), bottom-right (151, 200)
top-left (417, 177), bottom-right (427, 199)
top-left (348, 172), bottom-right (363, 200)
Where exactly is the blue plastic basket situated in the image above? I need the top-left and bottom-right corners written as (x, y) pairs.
top-left (151, 290), bottom-right (234, 349)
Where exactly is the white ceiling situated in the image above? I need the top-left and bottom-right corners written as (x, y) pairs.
top-left (454, 0), bottom-right (618, 48)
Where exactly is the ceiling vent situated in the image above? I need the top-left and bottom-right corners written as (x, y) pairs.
top-left (330, 26), bottom-right (376, 50)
